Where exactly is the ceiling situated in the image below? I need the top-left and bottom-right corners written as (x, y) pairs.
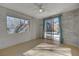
top-left (0, 3), bottom-right (79, 19)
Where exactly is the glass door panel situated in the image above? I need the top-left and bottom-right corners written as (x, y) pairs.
top-left (44, 16), bottom-right (61, 44)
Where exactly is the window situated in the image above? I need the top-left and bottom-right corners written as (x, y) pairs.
top-left (7, 16), bottom-right (30, 34)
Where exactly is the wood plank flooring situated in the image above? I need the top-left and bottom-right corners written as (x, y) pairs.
top-left (0, 39), bottom-right (79, 56)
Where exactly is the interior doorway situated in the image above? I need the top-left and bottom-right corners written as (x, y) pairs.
top-left (43, 16), bottom-right (63, 44)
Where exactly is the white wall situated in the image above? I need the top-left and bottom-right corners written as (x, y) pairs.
top-left (0, 6), bottom-right (41, 49)
top-left (62, 9), bottom-right (79, 47)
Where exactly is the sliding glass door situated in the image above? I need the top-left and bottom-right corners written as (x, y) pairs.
top-left (43, 16), bottom-right (63, 44)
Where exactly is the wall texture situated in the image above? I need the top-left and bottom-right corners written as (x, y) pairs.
top-left (0, 6), bottom-right (41, 49)
top-left (61, 9), bottom-right (79, 47)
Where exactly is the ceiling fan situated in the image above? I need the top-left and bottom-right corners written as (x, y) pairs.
top-left (34, 3), bottom-right (45, 13)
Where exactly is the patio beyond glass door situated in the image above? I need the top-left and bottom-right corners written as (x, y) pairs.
top-left (44, 16), bottom-right (61, 44)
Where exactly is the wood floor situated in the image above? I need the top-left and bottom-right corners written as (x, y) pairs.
top-left (0, 39), bottom-right (79, 56)
top-left (0, 39), bottom-right (42, 56)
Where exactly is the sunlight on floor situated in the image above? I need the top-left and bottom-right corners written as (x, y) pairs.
top-left (23, 43), bottom-right (72, 56)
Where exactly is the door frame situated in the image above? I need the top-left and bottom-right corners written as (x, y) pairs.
top-left (42, 15), bottom-right (64, 44)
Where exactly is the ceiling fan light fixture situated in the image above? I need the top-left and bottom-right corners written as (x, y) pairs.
top-left (39, 8), bottom-right (44, 13)
top-left (34, 3), bottom-right (45, 13)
